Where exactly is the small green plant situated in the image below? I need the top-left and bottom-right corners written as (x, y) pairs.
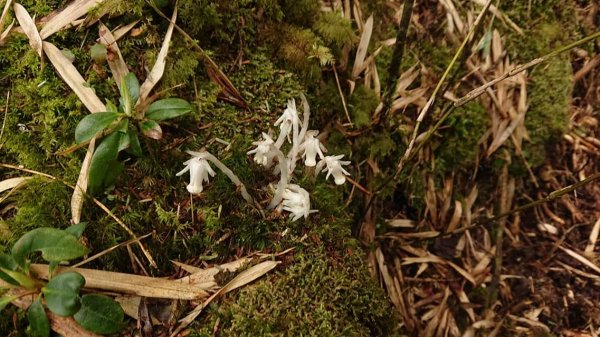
top-left (0, 224), bottom-right (124, 336)
top-left (74, 72), bottom-right (193, 195)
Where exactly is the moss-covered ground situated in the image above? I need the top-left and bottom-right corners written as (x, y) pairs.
top-left (0, 0), bottom-right (594, 335)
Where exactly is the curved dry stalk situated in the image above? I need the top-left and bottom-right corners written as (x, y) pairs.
top-left (197, 151), bottom-right (255, 206)
top-left (0, 163), bottom-right (157, 268)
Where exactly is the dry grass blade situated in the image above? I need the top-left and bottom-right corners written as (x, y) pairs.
top-left (559, 246), bottom-right (600, 274)
top-left (0, 176), bottom-right (31, 193)
top-left (138, 7), bottom-right (177, 104)
top-left (71, 139), bottom-right (94, 224)
top-left (111, 19), bottom-right (140, 41)
top-left (0, 0), bottom-right (12, 38)
top-left (13, 3), bottom-right (43, 58)
top-left (43, 41), bottom-right (106, 113)
top-left (351, 14), bottom-right (373, 79)
top-left (171, 260), bottom-right (280, 337)
top-left (29, 264), bottom-right (210, 300)
top-left (99, 21), bottom-right (129, 89)
top-left (585, 217), bottom-right (600, 255)
top-left (39, 0), bottom-right (105, 39)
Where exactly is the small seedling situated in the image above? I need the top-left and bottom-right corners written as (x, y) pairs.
top-left (74, 73), bottom-right (193, 195)
top-left (0, 223), bottom-right (125, 336)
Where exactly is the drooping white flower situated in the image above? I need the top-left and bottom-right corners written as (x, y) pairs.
top-left (274, 99), bottom-right (300, 144)
top-left (316, 155), bottom-right (351, 185)
top-left (299, 130), bottom-right (326, 167)
top-left (282, 184), bottom-right (316, 221)
top-left (247, 133), bottom-right (277, 167)
top-left (176, 155), bottom-right (216, 194)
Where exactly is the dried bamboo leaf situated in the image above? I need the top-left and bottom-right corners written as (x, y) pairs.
top-left (385, 218), bottom-right (416, 228)
top-left (585, 217), bottom-right (600, 254)
top-left (39, 0), bottom-right (105, 39)
top-left (99, 21), bottom-right (129, 89)
top-left (110, 19), bottom-right (139, 41)
top-left (138, 7), bottom-right (177, 104)
top-left (29, 264), bottom-right (210, 300)
top-left (43, 41), bottom-right (106, 113)
top-left (487, 112), bottom-right (525, 156)
top-left (13, 3), bottom-right (42, 57)
top-left (559, 246), bottom-right (600, 274)
top-left (171, 261), bottom-right (279, 337)
top-left (446, 200), bottom-right (463, 232)
top-left (0, 176), bottom-right (31, 193)
top-left (71, 139), bottom-right (94, 224)
top-left (0, 0), bottom-right (12, 37)
top-left (351, 15), bottom-right (373, 79)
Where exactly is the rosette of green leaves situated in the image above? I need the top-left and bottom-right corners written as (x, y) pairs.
top-left (74, 73), bottom-right (193, 195)
top-left (0, 225), bottom-right (125, 336)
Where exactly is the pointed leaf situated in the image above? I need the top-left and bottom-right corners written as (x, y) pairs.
top-left (0, 294), bottom-right (18, 312)
top-left (42, 272), bottom-right (85, 317)
top-left (145, 98), bottom-right (193, 121)
top-left (123, 73), bottom-right (140, 104)
top-left (74, 294), bottom-right (124, 335)
top-left (11, 228), bottom-right (88, 267)
top-left (139, 120), bottom-right (162, 140)
top-left (127, 128), bottom-right (142, 157)
top-left (75, 112), bottom-right (120, 144)
top-left (13, 3), bottom-right (43, 58)
top-left (28, 298), bottom-right (50, 337)
top-left (88, 132), bottom-right (121, 195)
top-left (0, 268), bottom-right (32, 288)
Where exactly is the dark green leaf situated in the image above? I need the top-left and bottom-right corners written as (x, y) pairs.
top-left (127, 128), bottom-right (142, 157)
top-left (139, 120), bottom-right (162, 140)
top-left (0, 294), bottom-right (18, 312)
top-left (90, 43), bottom-right (107, 63)
top-left (43, 272), bottom-right (85, 317)
top-left (11, 228), bottom-right (88, 267)
top-left (75, 112), bottom-right (120, 144)
top-left (120, 73), bottom-right (139, 116)
top-left (0, 253), bottom-right (19, 286)
top-left (88, 132), bottom-right (121, 195)
top-left (28, 298), bottom-right (50, 337)
top-left (74, 294), bottom-right (124, 335)
top-left (0, 268), bottom-right (35, 288)
top-left (145, 98), bottom-right (192, 121)
top-left (118, 132), bottom-right (130, 152)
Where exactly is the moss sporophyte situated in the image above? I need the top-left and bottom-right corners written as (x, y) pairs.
top-left (177, 96), bottom-right (350, 221)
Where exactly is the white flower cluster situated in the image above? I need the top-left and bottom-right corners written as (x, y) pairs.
top-left (177, 96), bottom-right (351, 222)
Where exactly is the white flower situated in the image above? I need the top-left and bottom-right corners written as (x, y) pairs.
top-left (282, 184), bottom-right (316, 221)
top-left (176, 155), bottom-right (216, 194)
top-left (299, 130), bottom-right (326, 167)
top-left (248, 133), bottom-right (277, 167)
top-left (316, 155), bottom-right (351, 185)
top-left (274, 99), bottom-right (300, 143)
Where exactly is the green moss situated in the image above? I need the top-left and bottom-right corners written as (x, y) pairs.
top-left (349, 85), bottom-right (378, 128)
top-left (191, 247), bottom-right (399, 337)
top-left (313, 12), bottom-right (356, 47)
top-left (434, 102), bottom-right (487, 173)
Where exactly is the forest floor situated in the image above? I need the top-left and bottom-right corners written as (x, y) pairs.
top-left (0, 0), bottom-right (599, 336)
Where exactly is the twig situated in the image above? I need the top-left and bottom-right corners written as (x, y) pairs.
top-left (332, 66), bottom-right (352, 124)
top-left (0, 163), bottom-right (157, 268)
top-left (72, 232), bottom-right (153, 268)
top-left (0, 91), bottom-right (9, 151)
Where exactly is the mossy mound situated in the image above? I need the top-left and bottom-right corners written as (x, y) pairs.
top-left (192, 247), bottom-right (399, 337)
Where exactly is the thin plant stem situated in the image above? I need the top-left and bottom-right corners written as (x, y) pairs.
top-left (196, 152), bottom-right (256, 206)
top-left (378, 0), bottom-right (415, 125)
top-left (268, 146), bottom-right (288, 210)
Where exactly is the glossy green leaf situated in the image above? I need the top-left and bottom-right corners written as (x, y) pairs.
top-left (0, 268), bottom-right (35, 289)
top-left (28, 298), bottom-right (50, 337)
top-left (42, 272), bottom-right (85, 317)
top-left (139, 120), bottom-right (163, 140)
top-left (0, 294), bottom-right (18, 312)
top-left (75, 112), bottom-right (120, 144)
top-left (120, 73), bottom-right (139, 116)
top-left (74, 294), bottom-right (124, 335)
top-left (90, 43), bottom-right (107, 63)
top-left (118, 132), bottom-right (130, 152)
top-left (145, 98), bottom-right (193, 121)
top-left (11, 228), bottom-right (88, 267)
top-left (127, 128), bottom-right (142, 157)
top-left (88, 132), bottom-right (121, 195)
top-left (0, 254), bottom-right (19, 285)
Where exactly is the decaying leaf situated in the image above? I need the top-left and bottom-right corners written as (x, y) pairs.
top-left (13, 3), bottom-right (43, 57)
top-left (351, 15), bottom-right (373, 79)
top-left (39, 0), bottom-right (106, 39)
top-left (99, 21), bottom-right (129, 89)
